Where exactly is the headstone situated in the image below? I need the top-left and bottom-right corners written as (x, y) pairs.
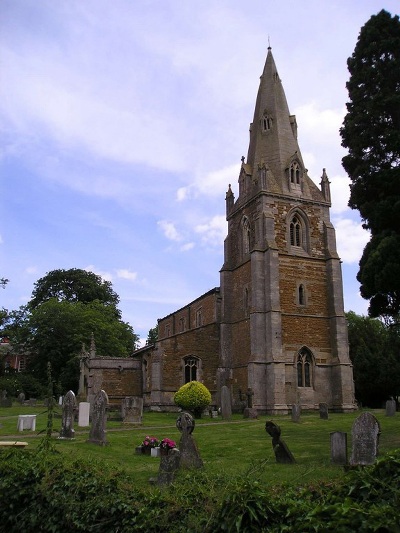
top-left (177, 412), bottom-right (203, 469)
top-left (78, 401), bottom-right (90, 427)
top-left (291, 404), bottom-right (301, 423)
top-left (17, 414), bottom-right (37, 431)
top-left (319, 402), bottom-right (329, 420)
top-left (220, 385), bottom-right (232, 420)
top-left (59, 390), bottom-right (77, 439)
top-left (59, 396), bottom-right (64, 406)
top-left (330, 431), bottom-right (348, 465)
top-left (349, 412), bottom-right (380, 466)
top-left (265, 421), bottom-right (295, 464)
top-left (17, 392), bottom-right (25, 404)
top-left (385, 399), bottom-right (396, 417)
top-left (87, 390), bottom-right (108, 446)
top-left (122, 396), bottom-right (143, 424)
top-left (156, 448), bottom-right (181, 486)
top-left (1, 390), bottom-right (12, 408)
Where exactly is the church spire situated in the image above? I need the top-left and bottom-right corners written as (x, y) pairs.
top-left (246, 47), bottom-right (304, 191)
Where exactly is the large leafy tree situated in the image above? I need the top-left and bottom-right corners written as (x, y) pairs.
top-left (340, 10), bottom-right (400, 321)
top-left (28, 268), bottom-right (120, 313)
top-left (346, 311), bottom-right (400, 406)
top-left (3, 269), bottom-right (139, 393)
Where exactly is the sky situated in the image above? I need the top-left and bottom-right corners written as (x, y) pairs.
top-left (1, 1), bottom-right (398, 346)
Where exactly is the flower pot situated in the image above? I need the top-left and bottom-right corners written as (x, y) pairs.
top-left (142, 446), bottom-right (151, 455)
top-left (160, 448), bottom-right (169, 456)
top-left (151, 447), bottom-right (160, 457)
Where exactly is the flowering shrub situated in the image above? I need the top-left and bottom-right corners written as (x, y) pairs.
top-left (160, 438), bottom-right (176, 450)
top-left (140, 436), bottom-right (159, 448)
top-left (174, 381), bottom-right (211, 418)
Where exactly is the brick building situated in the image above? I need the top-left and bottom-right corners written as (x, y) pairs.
top-left (86, 48), bottom-right (355, 414)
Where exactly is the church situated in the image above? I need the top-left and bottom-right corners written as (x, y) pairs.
top-left (84, 47), bottom-right (355, 415)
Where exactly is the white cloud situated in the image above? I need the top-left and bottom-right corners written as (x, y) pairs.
top-left (177, 163), bottom-right (240, 201)
top-left (334, 218), bottom-right (370, 264)
top-left (180, 242), bottom-right (195, 252)
top-left (157, 220), bottom-right (182, 242)
top-left (116, 269), bottom-right (137, 282)
top-left (25, 266), bottom-right (38, 275)
top-left (195, 215), bottom-right (227, 247)
top-left (330, 174), bottom-right (351, 215)
top-left (84, 265), bottom-right (113, 282)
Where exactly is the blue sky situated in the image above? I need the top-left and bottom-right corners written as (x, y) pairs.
top-left (1, 1), bottom-right (398, 346)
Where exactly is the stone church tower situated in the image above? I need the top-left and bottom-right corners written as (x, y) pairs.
top-left (218, 47), bottom-right (355, 413)
top-left (85, 48), bottom-right (355, 415)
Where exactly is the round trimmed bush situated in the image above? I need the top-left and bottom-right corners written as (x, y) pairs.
top-left (174, 381), bottom-right (211, 418)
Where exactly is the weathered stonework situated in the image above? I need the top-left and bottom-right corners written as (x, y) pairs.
top-left (86, 48), bottom-right (355, 415)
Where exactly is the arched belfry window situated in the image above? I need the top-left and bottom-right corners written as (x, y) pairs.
top-left (290, 161), bottom-right (301, 185)
top-left (184, 356), bottom-right (199, 384)
top-left (290, 215), bottom-right (302, 247)
top-left (262, 112), bottom-right (273, 132)
top-left (297, 348), bottom-right (313, 388)
top-left (242, 217), bottom-right (251, 255)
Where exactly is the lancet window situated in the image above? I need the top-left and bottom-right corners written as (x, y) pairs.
top-left (297, 348), bottom-right (313, 387)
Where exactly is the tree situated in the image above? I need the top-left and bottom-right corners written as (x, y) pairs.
top-left (146, 325), bottom-right (158, 345)
top-left (20, 298), bottom-right (138, 392)
top-left (340, 10), bottom-right (400, 321)
top-left (28, 268), bottom-right (120, 313)
top-left (346, 311), bottom-right (400, 406)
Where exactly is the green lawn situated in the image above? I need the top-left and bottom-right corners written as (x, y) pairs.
top-left (1, 404), bottom-right (399, 488)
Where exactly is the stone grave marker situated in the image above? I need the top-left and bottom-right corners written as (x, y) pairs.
top-left (87, 390), bottom-right (109, 446)
top-left (385, 399), bottom-right (396, 417)
top-left (17, 392), bottom-right (25, 404)
top-left (78, 401), bottom-right (90, 427)
top-left (349, 412), bottom-right (380, 466)
top-left (59, 390), bottom-right (77, 439)
top-left (220, 385), bottom-right (232, 420)
top-left (177, 412), bottom-right (203, 469)
top-left (330, 431), bottom-right (348, 465)
top-left (319, 402), bottom-right (329, 420)
top-left (243, 387), bottom-right (258, 419)
top-left (265, 421), bottom-right (295, 464)
top-left (1, 390), bottom-right (12, 408)
top-left (155, 448), bottom-right (181, 486)
top-left (122, 396), bottom-right (143, 424)
top-left (291, 404), bottom-right (301, 422)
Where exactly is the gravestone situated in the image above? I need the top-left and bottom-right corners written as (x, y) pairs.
top-left (87, 390), bottom-right (108, 446)
top-left (265, 421), bottom-right (295, 464)
top-left (17, 392), bottom-right (25, 404)
top-left (122, 396), bottom-right (143, 424)
top-left (59, 390), bottom-right (77, 439)
top-left (243, 387), bottom-right (258, 419)
top-left (220, 385), bottom-right (232, 420)
top-left (350, 412), bottom-right (380, 466)
top-left (78, 401), bottom-right (90, 427)
top-left (385, 399), bottom-right (396, 417)
top-left (17, 414), bottom-right (36, 431)
top-left (319, 403), bottom-right (329, 420)
top-left (1, 390), bottom-right (12, 408)
top-left (291, 404), bottom-right (301, 423)
top-left (177, 412), bottom-right (203, 469)
top-left (330, 431), bottom-right (348, 465)
top-left (155, 448), bottom-right (181, 486)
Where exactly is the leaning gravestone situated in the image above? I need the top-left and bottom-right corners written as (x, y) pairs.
top-left (330, 431), bottom-right (348, 465)
top-left (59, 390), bottom-right (77, 439)
top-left (265, 421), bottom-right (295, 464)
top-left (349, 412), bottom-right (380, 466)
top-left (177, 412), bottom-right (203, 469)
top-left (87, 390), bottom-right (109, 446)
top-left (385, 399), bottom-right (396, 417)
top-left (220, 385), bottom-right (232, 420)
top-left (122, 396), bottom-right (143, 424)
top-left (291, 404), bottom-right (301, 423)
top-left (319, 402), bottom-right (329, 420)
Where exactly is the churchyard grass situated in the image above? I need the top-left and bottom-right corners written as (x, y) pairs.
top-left (1, 404), bottom-right (399, 489)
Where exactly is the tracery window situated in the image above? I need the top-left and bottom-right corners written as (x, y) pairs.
top-left (290, 215), bottom-right (302, 247)
top-left (262, 113), bottom-right (273, 131)
top-left (184, 356), bottom-right (198, 383)
top-left (297, 348), bottom-right (312, 387)
top-left (290, 161), bottom-right (301, 184)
